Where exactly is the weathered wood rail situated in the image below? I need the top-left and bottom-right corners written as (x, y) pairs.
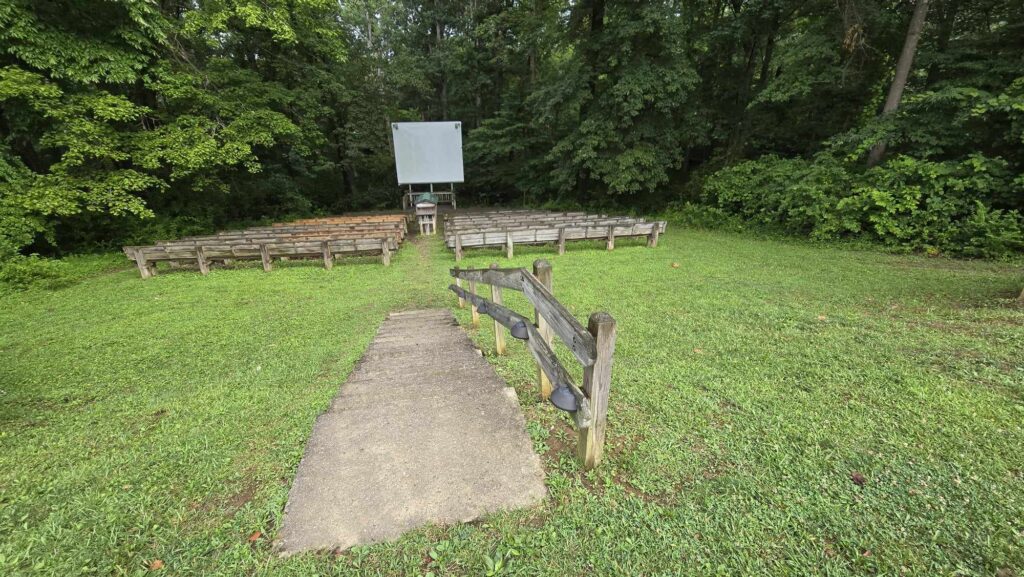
top-left (281, 214), bottom-right (408, 226)
top-left (123, 215), bottom-right (407, 278)
top-left (444, 211), bottom-right (666, 260)
top-left (450, 260), bottom-right (616, 469)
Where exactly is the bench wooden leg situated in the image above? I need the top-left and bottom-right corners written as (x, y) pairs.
top-left (133, 249), bottom-right (152, 279)
top-left (196, 247), bottom-right (210, 275)
top-left (259, 244), bottom-right (272, 272)
top-left (647, 227), bottom-right (660, 248)
top-left (322, 241), bottom-right (333, 270)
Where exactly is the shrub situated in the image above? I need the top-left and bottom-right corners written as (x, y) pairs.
top-left (701, 153), bottom-right (1024, 258)
top-left (0, 255), bottom-right (74, 291)
top-left (664, 202), bottom-right (745, 231)
top-left (701, 155), bottom-right (854, 238)
top-left (955, 202), bottom-right (1024, 259)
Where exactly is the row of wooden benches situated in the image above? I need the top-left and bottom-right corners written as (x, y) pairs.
top-left (444, 211), bottom-right (667, 260)
top-left (123, 216), bottom-right (409, 278)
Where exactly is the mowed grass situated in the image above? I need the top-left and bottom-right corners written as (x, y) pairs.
top-left (1, 227), bottom-right (1022, 576)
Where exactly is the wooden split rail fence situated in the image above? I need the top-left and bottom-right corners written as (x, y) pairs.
top-left (444, 210), bottom-right (667, 260)
top-left (449, 260), bottom-right (616, 469)
top-left (123, 214), bottom-right (409, 278)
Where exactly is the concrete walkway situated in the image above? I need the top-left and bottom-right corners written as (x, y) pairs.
top-left (276, 309), bottom-right (546, 554)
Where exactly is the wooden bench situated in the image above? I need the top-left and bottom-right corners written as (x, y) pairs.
top-left (123, 216), bottom-right (408, 278)
top-left (124, 235), bottom-right (394, 278)
top-left (443, 210), bottom-right (666, 260)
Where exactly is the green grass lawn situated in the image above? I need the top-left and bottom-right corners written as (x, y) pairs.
top-left (1, 228), bottom-right (1022, 576)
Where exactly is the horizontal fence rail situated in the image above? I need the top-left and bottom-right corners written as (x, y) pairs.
top-left (450, 259), bottom-right (617, 469)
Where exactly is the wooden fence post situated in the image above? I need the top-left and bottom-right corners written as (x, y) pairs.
top-left (455, 234), bottom-right (463, 261)
top-left (469, 279), bottom-right (480, 327)
top-left (557, 228), bottom-right (567, 255)
top-left (506, 230), bottom-right (514, 259)
top-left (647, 227), bottom-right (660, 248)
top-left (606, 226), bottom-right (615, 250)
top-left (490, 263), bottom-right (506, 355)
top-left (454, 266), bottom-right (465, 308)
top-left (381, 239), bottom-right (391, 266)
top-left (259, 244), bottom-right (272, 272)
top-left (578, 312), bottom-right (616, 470)
top-left (533, 260), bottom-right (554, 400)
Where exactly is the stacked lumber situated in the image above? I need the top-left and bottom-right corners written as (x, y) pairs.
top-left (443, 210), bottom-right (666, 260)
top-left (123, 214), bottom-right (409, 278)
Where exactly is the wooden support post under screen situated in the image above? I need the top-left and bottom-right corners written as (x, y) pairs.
top-left (196, 246), bottom-right (210, 275)
top-left (455, 234), bottom-right (463, 261)
top-left (381, 239), bottom-right (391, 266)
top-left (490, 263), bottom-right (506, 355)
top-left (321, 241), bottom-right (333, 270)
top-left (557, 228), bottom-right (567, 255)
top-left (469, 279), bottom-right (480, 327)
top-left (259, 244), bottom-right (272, 272)
top-left (533, 260), bottom-right (554, 400)
top-left (577, 312), bottom-right (616, 469)
top-left (606, 226), bottom-right (615, 250)
top-left (506, 231), bottom-right (514, 259)
top-left (647, 227), bottom-right (660, 248)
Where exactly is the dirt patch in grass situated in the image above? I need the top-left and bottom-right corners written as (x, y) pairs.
top-left (227, 481), bottom-right (258, 511)
top-left (543, 419), bottom-right (574, 462)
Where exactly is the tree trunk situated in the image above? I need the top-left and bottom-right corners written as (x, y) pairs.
top-left (436, 18), bottom-right (448, 120)
top-left (867, 0), bottom-right (930, 167)
top-left (725, 38), bottom-right (760, 160)
top-left (926, 0), bottom-right (959, 86)
top-left (576, 0), bottom-right (605, 199)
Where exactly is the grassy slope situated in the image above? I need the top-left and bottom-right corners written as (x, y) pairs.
top-left (1, 229), bottom-right (1022, 576)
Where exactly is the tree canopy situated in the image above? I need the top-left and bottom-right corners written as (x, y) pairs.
top-left (1, 0), bottom-right (1021, 258)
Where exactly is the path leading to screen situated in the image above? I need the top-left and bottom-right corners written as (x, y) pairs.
top-left (276, 308), bottom-right (546, 555)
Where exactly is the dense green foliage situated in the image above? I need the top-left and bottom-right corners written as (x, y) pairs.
top-left (2, 233), bottom-right (1022, 575)
top-left (1, 0), bottom-right (1022, 257)
top-left (702, 153), bottom-right (1024, 257)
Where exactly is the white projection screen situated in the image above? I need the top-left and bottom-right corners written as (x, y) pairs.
top-left (392, 121), bottom-right (464, 185)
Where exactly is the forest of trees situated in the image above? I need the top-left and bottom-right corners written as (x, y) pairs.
top-left (1, 0), bottom-right (1022, 262)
